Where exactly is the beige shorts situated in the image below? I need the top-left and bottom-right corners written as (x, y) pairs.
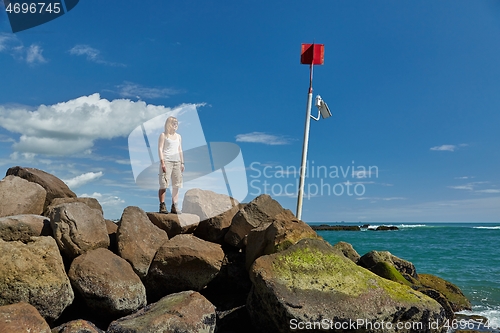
top-left (159, 161), bottom-right (183, 189)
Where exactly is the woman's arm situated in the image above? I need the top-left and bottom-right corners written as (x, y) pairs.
top-left (178, 134), bottom-right (184, 172)
top-left (158, 133), bottom-right (166, 172)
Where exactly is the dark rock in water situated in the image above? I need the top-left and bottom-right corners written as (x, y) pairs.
top-left (0, 175), bottom-right (46, 218)
top-left (418, 274), bottom-right (472, 312)
top-left (51, 319), bottom-right (105, 333)
top-left (49, 202), bottom-right (110, 260)
top-left (373, 225), bottom-right (399, 231)
top-left (107, 290), bottom-right (216, 333)
top-left (146, 234), bottom-right (224, 301)
top-left (117, 206), bottom-right (168, 279)
top-left (361, 224), bottom-right (370, 228)
top-left (6, 166), bottom-right (76, 214)
top-left (68, 248), bottom-right (147, 318)
top-left (0, 237), bottom-right (74, 322)
top-left (0, 302), bottom-right (51, 333)
top-left (310, 224), bottom-right (361, 231)
top-left (332, 241), bottom-right (361, 263)
top-left (224, 194), bottom-right (295, 248)
top-left (247, 238), bottom-right (446, 333)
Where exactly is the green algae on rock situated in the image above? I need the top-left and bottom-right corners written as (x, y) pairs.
top-left (248, 238), bottom-right (446, 333)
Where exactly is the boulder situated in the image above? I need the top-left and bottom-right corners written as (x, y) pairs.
top-left (0, 175), bottom-right (46, 218)
top-left (146, 234), bottom-right (224, 299)
top-left (68, 248), bottom-right (146, 317)
top-left (49, 197), bottom-right (103, 215)
top-left (358, 250), bottom-right (418, 283)
top-left (418, 273), bottom-right (472, 312)
top-left (247, 238), bottom-right (446, 333)
top-left (49, 202), bottom-right (109, 260)
top-left (194, 203), bottom-right (241, 244)
top-left (105, 219), bottom-right (118, 253)
top-left (107, 291), bottom-right (216, 333)
top-left (332, 241), bottom-right (361, 263)
top-left (245, 214), bottom-right (318, 269)
top-left (224, 194), bottom-right (295, 248)
top-left (51, 319), bottom-right (105, 333)
top-left (0, 214), bottom-right (51, 242)
top-left (147, 212), bottom-right (199, 238)
top-left (6, 166), bottom-right (76, 213)
top-left (374, 225), bottom-right (399, 231)
top-left (182, 188), bottom-right (239, 221)
top-left (0, 302), bottom-right (51, 333)
top-left (0, 237), bottom-right (74, 322)
top-left (117, 206), bottom-right (169, 279)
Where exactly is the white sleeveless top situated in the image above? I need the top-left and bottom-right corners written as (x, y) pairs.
top-left (163, 134), bottom-right (180, 162)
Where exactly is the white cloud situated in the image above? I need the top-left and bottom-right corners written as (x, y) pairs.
top-left (80, 192), bottom-right (125, 206)
top-left (0, 33), bottom-right (46, 65)
top-left (26, 44), bottom-right (46, 64)
top-left (430, 145), bottom-right (457, 152)
top-left (449, 185), bottom-right (474, 190)
top-left (116, 82), bottom-right (181, 99)
top-left (476, 189), bottom-right (500, 194)
top-left (0, 93), bottom-right (193, 155)
top-left (69, 44), bottom-right (125, 67)
top-left (235, 132), bottom-right (291, 145)
top-left (64, 172), bottom-right (103, 189)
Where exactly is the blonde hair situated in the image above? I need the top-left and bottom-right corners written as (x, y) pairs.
top-left (164, 116), bottom-right (178, 134)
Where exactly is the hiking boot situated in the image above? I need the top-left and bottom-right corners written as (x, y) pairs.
top-left (171, 203), bottom-right (181, 214)
top-left (159, 202), bottom-right (168, 214)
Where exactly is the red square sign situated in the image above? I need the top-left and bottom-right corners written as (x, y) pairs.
top-left (301, 44), bottom-right (324, 65)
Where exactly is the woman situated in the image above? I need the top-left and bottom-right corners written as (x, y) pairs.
top-left (158, 116), bottom-right (184, 214)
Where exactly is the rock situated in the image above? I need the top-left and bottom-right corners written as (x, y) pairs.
top-left (0, 214), bottom-right (51, 242)
top-left (49, 202), bottom-right (109, 260)
top-left (332, 241), bottom-right (361, 263)
top-left (358, 250), bottom-right (418, 282)
top-left (116, 206), bottom-right (169, 279)
top-left (49, 197), bottom-right (103, 215)
top-left (146, 234), bottom-right (224, 300)
top-left (107, 291), bottom-right (216, 333)
top-left (224, 194), bottom-right (295, 248)
top-left (245, 214), bottom-right (318, 269)
top-left (418, 273), bottom-right (472, 312)
top-left (194, 203), bottom-right (241, 244)
top-left (105, 219), bottom-right (118, 253)
top-left (0, 175), bottom-right (46, 218)
top-left (374, 225), bottom-right (399, 231)
top-left (0, 302), bottom-right (51, 333)
top-left (247, 238), bottom-right (446, 333)
top-left (51, 319), bottom-right (105, 333)
top-left (147, 212), bottom-right (200, 238)
top-left (418, 288), bottom-right (455, 320)
top-left (0, 237), bottom-right (74, 322)
top-left (310, 225), bottom-right (361, 231)
top-left (369, 261), bottom-right (413, 286)
top-left (68, 248), bottom-right (146, 317)
top-left (182, 188), bottom-right (239, 221)
top-left (6, 166), bottom-right (76, 213)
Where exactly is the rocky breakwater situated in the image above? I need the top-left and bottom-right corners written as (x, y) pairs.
top-left (0, 166), bottom-right (471, 333)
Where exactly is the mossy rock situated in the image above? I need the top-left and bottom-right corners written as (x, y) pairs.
top-left (370, 261), bottom-right (413, 286)
top-left (418, 274), bottom-right (471, 312)
top-left (248, 238), bottom-right (447, 333)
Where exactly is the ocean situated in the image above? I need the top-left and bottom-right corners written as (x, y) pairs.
top-left (313, 222), bottom-right (500, 330)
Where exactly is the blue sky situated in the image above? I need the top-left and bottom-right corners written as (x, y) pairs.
top-left (1, 0), bottom-right (499, 222)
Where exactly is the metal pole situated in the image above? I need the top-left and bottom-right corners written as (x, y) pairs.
top-left (296, 63), bottom-right (314, 220)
